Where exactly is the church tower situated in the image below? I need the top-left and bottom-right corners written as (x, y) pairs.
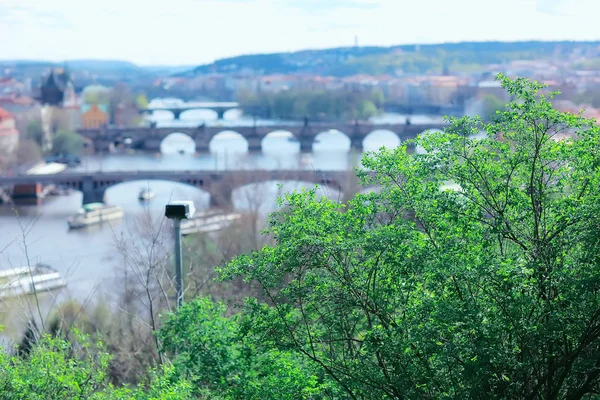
top-left (38, 66), bottom-right (76, 152)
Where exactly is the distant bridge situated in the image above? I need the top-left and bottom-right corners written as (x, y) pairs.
top-left (0, 170), bottom-right (359, 208)
top-left (139, 102), bottom-right (463, 121)
top-left (140, 102), bottom-right (240, 120)
top-left (77, 121), bottom-right (449, 153)
top-left (381, 103), bottom-right (463, 116)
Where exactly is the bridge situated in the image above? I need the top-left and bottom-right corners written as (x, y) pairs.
top-left (381, 103), bottom-right (463, 116)
top-left (138, 102), bottom-right (463, 121)
top-left (140, 102), bottom-right (240, 120)
top-left (77, 121), bottom-right (448, 153)
top-left (0, 170), bottom-right (357, 208)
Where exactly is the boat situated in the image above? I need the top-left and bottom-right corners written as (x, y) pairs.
top-left (179, 212), bottom-right (242, 236)
top-left (0, 264), bottom-right (67, 298)
top-left (138, 187), bottom-right (155, 201)
top-left (67, 203), bottom-right (124, 229)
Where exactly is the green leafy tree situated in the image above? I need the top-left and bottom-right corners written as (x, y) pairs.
top-left (136, 94), bottom-right (149, 109)
top-left (25, 119), bottom-right (44, 147)
top-left (0, 333), bottom-right (192, 400)
top-left (0, 333), bottom-right (111, 399)
top-left (52, 130), bottom-right (84, 155)
top-left (355, 100), bottom-right (378, 120)
top-left (15, 139), bottom-right (42, 166)
top-left (220, 74), bottom-right (600, 398)
top-left (159, 297), bottom-right (338, 399)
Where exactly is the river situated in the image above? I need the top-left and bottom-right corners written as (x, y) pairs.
top-left (0, 102), bottom-right (443, 320)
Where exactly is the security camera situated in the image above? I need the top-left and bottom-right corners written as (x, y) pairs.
top-left (165, 201), bottom-right (196, 220)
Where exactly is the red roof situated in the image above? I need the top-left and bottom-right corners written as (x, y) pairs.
top-left (0, 107), bottom-right (14, 122)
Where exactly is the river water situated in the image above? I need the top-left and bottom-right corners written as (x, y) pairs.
top-left (0, 102), bottom-right (443, 315)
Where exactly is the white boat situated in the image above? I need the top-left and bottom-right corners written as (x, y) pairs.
top-left (26, 162), bottom-right (67, 175)
top-left (0, 264), bottom-right (67, 298)
top-left (138, 187), bottom-right (155, 201)
top-left (68, 202), bottom-right (124, 229)
top-left (180, 212), bottom-right (242, 236)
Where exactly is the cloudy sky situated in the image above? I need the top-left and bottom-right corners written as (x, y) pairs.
top-left (0, 0), bottom-right (597, 65)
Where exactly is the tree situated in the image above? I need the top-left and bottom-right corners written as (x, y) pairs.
top-left (159, 297), bottom-right (339, 399)
top-left (52, 130), bottom-right (84, 156)
top-left (15, 139), bottom-right (42, 166)
top-left (0, 334), bottom-right (111, 399)
top-left (136, 94), bottom-right (149, 110)
top-left (25, 120), bottom-right (44, 148)
top-left (219, 75), bottom-right (600, 398)
top-left (356, 100), bottom-right (378, 120)
top-left (0, 333), bottom-right (192, 399)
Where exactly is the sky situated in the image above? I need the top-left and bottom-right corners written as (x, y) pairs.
top-left (0, 0), bottom-right (598, 66)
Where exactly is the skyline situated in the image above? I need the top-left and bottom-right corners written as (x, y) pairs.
top-left (0, 0), bottom-right (599, 66)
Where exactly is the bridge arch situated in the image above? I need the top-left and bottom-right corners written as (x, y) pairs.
top-left (232, 179), bottom-right (343, 215)
top-left (261, 130), bottom-right (300, 154)
top-left (148, 110), bottom-right (176, 122)
top-left (209, 130), bottom-right (249, 154)
top-left (179, 109), bottom-right (218, 121)
top-left (362, 129), bottom-right (401, 152)
top-left (104, 179), bottom-right (210, 208)
top-left (160, 132), bottom-right (196, 155)
top-left (313, 129), bottom-right (351, 152)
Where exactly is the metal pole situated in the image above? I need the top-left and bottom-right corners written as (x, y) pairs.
top-left (174, 218), bottom-right (184, 308)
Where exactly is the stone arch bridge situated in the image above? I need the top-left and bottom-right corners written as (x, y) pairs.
top-left (0, 170), bottom-right (361, 208)
top-left (77, 122), bottom-right (448, 153)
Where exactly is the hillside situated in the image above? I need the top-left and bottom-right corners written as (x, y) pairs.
top-left (188, 40), bottom-right (600, 76)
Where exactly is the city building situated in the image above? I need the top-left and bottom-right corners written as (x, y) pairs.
top-left (39, 68), bottom-right (75, 107)
top-left (38, 68), bottom-right (77, 151)
top-left (0, 107), bottom-right (20, 162)
top-left (81, 104), bottom-right (109, 129)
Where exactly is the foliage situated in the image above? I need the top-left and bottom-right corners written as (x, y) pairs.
top-left (159, 297), bottom-right (338, 399)
top-left (0, 332), bottom-right (192, 399)
top-left (240, 89), bottom-right (382, 121)
top-left (0, 333), bottom-right (111, 399)
top-left (219, 74), bottom-right (600, 398)
top-left (195, 41), bottom-right (581, 76)
top-left (94, 365), bottom-right (193, 400)
top-left (83, 87), bottom-right (111, 105)
top-left (52, 129), bottom-right (84, 155)
top-left (136, 94), bottom-right (149, 109)
top-left (15, 139), bottom-right (42, 165)
top-left (25, 119), bottom-right (44, 147)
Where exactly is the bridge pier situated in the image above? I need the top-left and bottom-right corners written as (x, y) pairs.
top-left (94, 140), bottom-right (113, 153)
top-left (350, 138), bottom-right (364, 152)
top-left (208, 181), bottom-right (233, 209)
top-left (299, 140), bottom-right (312, 153)
top-left (216, 109), bottom-right (226, 120)
top-left (82, 177), bottom-right (107, 205)
top-left (172, 110), bottom-right (183, 120)
top-left (247, 137), bottom-right (262, 153)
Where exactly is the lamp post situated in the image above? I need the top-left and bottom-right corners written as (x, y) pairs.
top-left (165, 200), bottom-right (195, 308)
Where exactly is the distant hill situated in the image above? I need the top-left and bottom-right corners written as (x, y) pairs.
top-left (186, 40), bottom-right (600, 77)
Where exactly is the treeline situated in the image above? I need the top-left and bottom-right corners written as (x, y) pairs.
top-left (4, 75), bottom-right (600, 399)
top-left (239, 88), bottom-right (385, 121)
top-left (192, 41), bottom-right (597, 76)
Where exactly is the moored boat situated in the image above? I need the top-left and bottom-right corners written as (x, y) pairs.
top-left (138, 187), bottom-right (155, 201)
top-left (0, 264), bottom-right (67, 298)
top-left (67, 202), bottom-right (124, 229)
